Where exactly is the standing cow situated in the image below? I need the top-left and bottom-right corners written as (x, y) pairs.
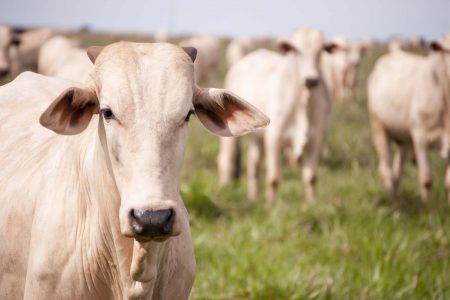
top-left (0, 42), bottom-right (268, 299)
top-left (218, 28), bottom-right (334, 206)
top-left (38, 35), bottom-right (93, 82)
top-left (368, 40), bottom-right (450, 202)
top-left (321, 37), bottom-right (365, 102)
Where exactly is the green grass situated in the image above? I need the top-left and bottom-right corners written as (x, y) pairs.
top-left (179, 43), bottom-right (450, 299)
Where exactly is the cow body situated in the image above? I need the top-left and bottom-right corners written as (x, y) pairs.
top-left (38, 36), bottom-right (93, 82)
top-left (368, 43), bottom-right (450, 201)
top-left (226, 37), bottom-right (255, 67)
top-left (218, 28), bottom-right (332, 205)
top-left (0, 42), bottom-right (268, 299)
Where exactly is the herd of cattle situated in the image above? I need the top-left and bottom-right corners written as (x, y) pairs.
top-left (0, 25), bottom-right (449, 299)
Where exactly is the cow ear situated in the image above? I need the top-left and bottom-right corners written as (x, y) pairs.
top-left (430, 41), bottom-right (444, 52)
top-left (193, 87), bottom-right (269, 137)
top-left (182, 47), bottom-right (197, 62)
top-left (40, 87), bottom-right (99, 135)
top-left (87, 46), bottom-right (104, 63)
top-left (11, 33), bottom-right (21, 46)
top-left (323, 42), bottom-right (340, 53)
top-left (277, 39), bottom-right (298, 54)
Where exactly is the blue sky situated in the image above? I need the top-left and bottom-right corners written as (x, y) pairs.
top-left (0, 0), bottom-right (448, 40)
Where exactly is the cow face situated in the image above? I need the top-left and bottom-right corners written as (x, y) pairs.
top-left (40, 42), bottom-right (269, 242)
top-left (278, 28), bottom-right (332, 89)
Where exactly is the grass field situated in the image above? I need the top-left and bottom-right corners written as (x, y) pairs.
top-left (3, 33), bottom-right (449, 299)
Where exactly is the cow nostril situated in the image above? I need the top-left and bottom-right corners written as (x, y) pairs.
top-left (162, 209), bottom-right (175, 234)
top-left (305, 78), bottom-right (319, 88)
top-left (128, 209), bottom-right (144, 234)
top-left (128, 208), bottom-right (175, 239)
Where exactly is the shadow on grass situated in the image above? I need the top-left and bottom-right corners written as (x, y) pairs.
top-left (375, 187), bottom-right (449, 217)
top-left (182, 181), bottom-right (223, 219)
top-left (181, 175), bottom-right (262, 220)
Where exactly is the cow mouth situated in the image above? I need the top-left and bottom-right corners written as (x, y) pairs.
top-left (134, 235), bottom-right (171, 243)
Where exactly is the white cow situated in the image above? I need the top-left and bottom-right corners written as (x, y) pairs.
top-left (8, 28), bottom-right (54, 76)
top-left (0, 42), bottom-right (268, 299)
top-left (226, 37), bottom-right (255, 67)
top-left (368, 41), bottom-right (450, 202)
top-left (321, 37), bottom-right (365, 102)
top-left (218, 28), bottom-right (333, 206)
top-left (179, 34), bottom-right (222, 83)
top-left (38, 35), bottom-right (93, 82)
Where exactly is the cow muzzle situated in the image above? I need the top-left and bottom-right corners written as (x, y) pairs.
top-left (128, 208), bottom-right (175, 242)
top-left (305, 77), bottom-right (320, 89)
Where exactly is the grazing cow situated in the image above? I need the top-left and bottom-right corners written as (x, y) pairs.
top-left (218, 28), bottom-right (333, 206)
top-left (8, 28), bottom-right (54, 76)
top-left (368, 41), bottom-right (450, 202)
top-left (38, 35), bottom-right (93, 82)
top-left (0, 25), bottom-right (20, 79)
top-left (321, 37), bottom-right (365, 102)
top-left (179, 34), bottom-right (222, 83)
top-left (226, 37), bottom-right (255, 67)
top-left (0, 42), bottom-right (268, 299)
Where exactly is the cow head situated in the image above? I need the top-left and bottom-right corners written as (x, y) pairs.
top-left (277, 28), bottom-right (335, 90)
top-left (40, 42), bottom-right (269, 243)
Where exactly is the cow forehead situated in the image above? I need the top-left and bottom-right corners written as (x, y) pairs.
top-left (93, 42), bottom-right (194, 117)
top-left (291, 28), bottom-right (324, 52)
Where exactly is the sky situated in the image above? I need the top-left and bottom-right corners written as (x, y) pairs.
top-left (0, 0), bottom-right (449, 40)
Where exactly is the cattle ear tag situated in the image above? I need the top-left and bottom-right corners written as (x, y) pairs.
top-left (87, 46), bottom-right (104, 64)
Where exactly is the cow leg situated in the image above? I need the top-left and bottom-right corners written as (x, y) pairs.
top-left (370, 116), bottom-right (394, 194)
top-left (217, 137), bottom-right (241, 185)
top-left (392, 144), bottom-right (405, 191)
top-left (247, 137), bottom-right (263, 200)
top-left (412, 131), bottom-right (432, 201)
top-left (265, 134), bottom-right (281, 208)
top-left (446, 157), bottom-right (450, 205)
top-left (301, 136), bottom-right (322, 202)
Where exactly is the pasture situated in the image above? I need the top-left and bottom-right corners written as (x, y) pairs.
top-left (3, 33), bottom-right (450, 299)
top-left (181, 42), bottom-right (450, 299)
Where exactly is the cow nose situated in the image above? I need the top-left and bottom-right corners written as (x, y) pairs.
top-left (0, 69), bottom-right (9, 78)
top-left (305, 78), bottom-right (319, 88)
top-left (128, 208), bottom-right (175, 240)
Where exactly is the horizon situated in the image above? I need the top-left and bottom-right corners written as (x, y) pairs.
top-left (1, 0), bottom-right (449, 40)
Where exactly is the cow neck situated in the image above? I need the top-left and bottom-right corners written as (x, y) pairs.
top-left (67, 117), bottom-right (123, 298)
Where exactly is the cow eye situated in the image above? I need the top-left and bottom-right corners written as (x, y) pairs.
top-left (185, 109), bottom-right (194, 122)
top-left (101, 108), bottom-right (114, 120)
